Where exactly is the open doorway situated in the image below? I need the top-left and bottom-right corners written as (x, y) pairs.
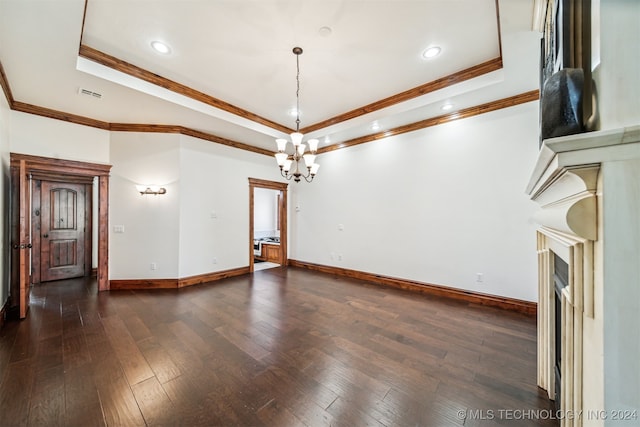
top-left (248, 178), bottom-right (288, 272)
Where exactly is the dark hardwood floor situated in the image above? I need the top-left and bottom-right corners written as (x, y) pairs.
top-left (0, 267), bottom-right (557, 426)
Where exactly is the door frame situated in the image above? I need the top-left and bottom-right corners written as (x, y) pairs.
top-left (31, 176), bottom-right (94, 284)
top-left (248, 178), bottom-right (288, 272)
top-left (9, 153), bottom-right (112, 317)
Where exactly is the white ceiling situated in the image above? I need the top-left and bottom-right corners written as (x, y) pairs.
top-left (0, 0), bottom-right (539, 154)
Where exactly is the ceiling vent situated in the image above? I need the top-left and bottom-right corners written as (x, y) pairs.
top-left (78, 87), bottom-right (102, 99)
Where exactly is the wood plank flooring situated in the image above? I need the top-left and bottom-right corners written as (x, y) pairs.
top-left (0, 267), bottom-right (558, 426)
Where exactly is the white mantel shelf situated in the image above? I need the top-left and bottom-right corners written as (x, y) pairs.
top-left (526, 125), bottom-right (640, 197)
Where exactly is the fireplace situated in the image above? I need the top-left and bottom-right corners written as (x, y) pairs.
top-left (528, 125), bottom-right (640, 426)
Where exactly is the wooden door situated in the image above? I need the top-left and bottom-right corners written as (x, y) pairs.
top-left (40, 181), bottom-right (88, 282)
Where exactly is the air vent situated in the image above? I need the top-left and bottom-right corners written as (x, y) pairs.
top-left (78, 87), bottom-right (102, 99)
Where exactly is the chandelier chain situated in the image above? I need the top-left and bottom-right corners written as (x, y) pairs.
top-left (295, 52), bottom-right (300, 132)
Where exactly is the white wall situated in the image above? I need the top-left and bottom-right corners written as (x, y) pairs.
top-left (254, 187), bottom-right (278, 235)
top-left (109, 132), bottom-right (180, 279)
top-left (591, 1), bottom-right (640, 420)
top-left (592, 0), bottom-right (640, 131)
top-left (291, 101), bottom-right (540, 301)
top-left (602, 158), bottom-right (640, 421)
top-left (0, 89), bottom-right (10, 310)
top-left (9, 111), bottom-right (109, 163)
top-left (177, 135), bottom-right (283, 278)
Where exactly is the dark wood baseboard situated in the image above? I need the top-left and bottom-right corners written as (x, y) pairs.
top-left (110, 266), bottom-right (250, 291)
top-left (288, 259), bottom-right (537, 316)
top-left (110, 278), bottom-right (179, 290)
top-left (178, 267), bottom-right (250, 288)
top-left (91, 268), bottom-right (98, 277)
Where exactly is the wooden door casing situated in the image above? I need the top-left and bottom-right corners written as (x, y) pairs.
top-left (18, 161), bottom-right (31, 318)
top-left (8, 153), bottom-right (112, 320)
top-left (248, 178), bottom-right (288, 272)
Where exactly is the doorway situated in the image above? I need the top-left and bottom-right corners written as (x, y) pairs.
top-left (248, 178), bottom-right (288, 273)
top-left (31, 178), bottom-right (93, 284)
top-left (9, 153), bottom-right (111, 319)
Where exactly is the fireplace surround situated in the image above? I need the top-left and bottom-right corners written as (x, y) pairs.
top-left (527, 125), bottom-right (640, 427)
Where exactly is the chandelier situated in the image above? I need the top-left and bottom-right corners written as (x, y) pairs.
top-left (275, 47), bottom-right (320, 183)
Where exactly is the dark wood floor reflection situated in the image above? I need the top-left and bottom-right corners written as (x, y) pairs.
top-left (0, 267), bottom-right (557, 426)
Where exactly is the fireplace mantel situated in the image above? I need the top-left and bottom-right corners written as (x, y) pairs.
top-left (527, 125), bottom-right (640, 196)
top-left (527, 125), bottom-right (640, 427)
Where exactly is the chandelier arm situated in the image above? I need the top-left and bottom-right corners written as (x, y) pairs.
top-left (280, 169), bottom-right (293, 181)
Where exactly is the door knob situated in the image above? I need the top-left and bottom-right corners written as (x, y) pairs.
top-left (43, 233), bottom-right (48, 238)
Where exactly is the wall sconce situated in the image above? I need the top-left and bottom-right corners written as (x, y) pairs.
top-left (135, 185), bottom-right (167, 196)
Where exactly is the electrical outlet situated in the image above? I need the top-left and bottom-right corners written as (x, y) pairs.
top-left (338, 254), bottom-right (343, 261)
top-left (150, 262), bottom-right (157, 271)
top-left (476, 273), bottom-right (483, 283)
top-left (212, 258), bottom-right (218, 264)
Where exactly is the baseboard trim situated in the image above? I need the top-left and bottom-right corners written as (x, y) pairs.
top-left (178, 267), bottom-right (250, 288)
top-left (289, 260), bottom-right (537, 316)
top-left (110, 266), bottom-right (250, 290)
top-left (110, 278), bottom-right (179, 290)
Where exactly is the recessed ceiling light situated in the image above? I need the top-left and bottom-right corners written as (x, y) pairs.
top-left (371, 121), bottom-right (380, 131)
top-left (422, 46), bottom-right (441, 59)
top-left (324, 136), bottom-right (331, 144)
top-left (288, 108), bottom-right (299, 117)
top-left (441, 103), bottom-right (454, 111)
top-left (151, 40), bottom-right (171, 54)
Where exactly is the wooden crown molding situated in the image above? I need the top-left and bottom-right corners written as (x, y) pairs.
top-left (12, 101), bottom-right (111, 130)
top-left (78, 46), bottom-right (504, 140)
top-left (317, 90), bottom-right (540, 154)
top-left (78, 0), bottom-right (505, 136)
top-left (79, 44), bottom-right (292, 135)
top-left (0, 60), bottom-right (14, 106)
top-left (301, 57), bottom-right (503, 134)
top-left (1, 58), bottom-right (537, 159)
top-left (108, 123), bottom-right (274, 157)
top-left (0, 0), bottom-right (522, 159)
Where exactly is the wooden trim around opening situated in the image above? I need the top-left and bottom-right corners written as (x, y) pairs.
top-left (289, 259), bottom-right (537, 316)
top-left (10, 153), bottom-right (112, 292)
top-left (248, 178), bottom-right (288, 273)
top-left (109, 266), bottom-right (250, 290)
